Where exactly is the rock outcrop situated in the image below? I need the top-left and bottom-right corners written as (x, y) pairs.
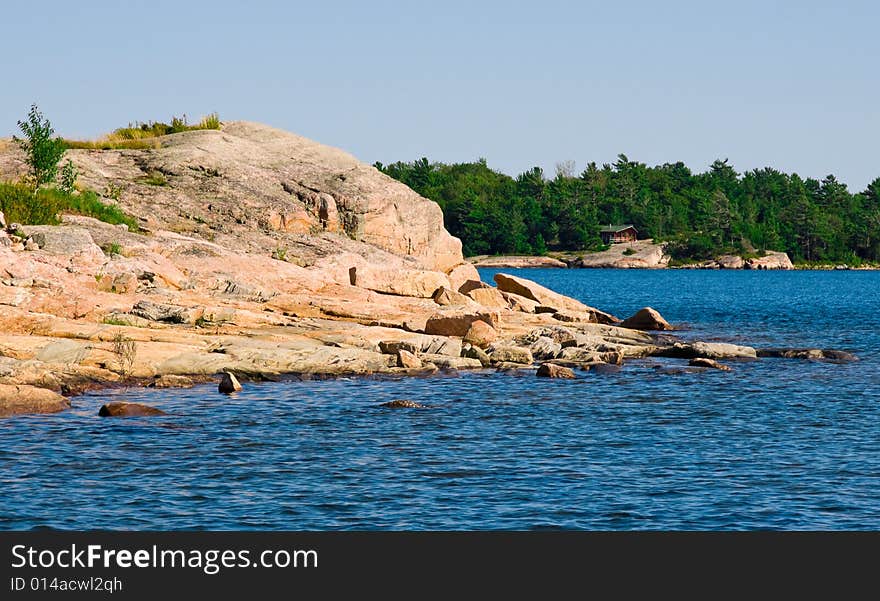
top-left (744, 252), bottom-right (793, 270)
top-left (566, 240), bottom-right (669, 269)
top-left (0, 121), bottom-right (824, 417)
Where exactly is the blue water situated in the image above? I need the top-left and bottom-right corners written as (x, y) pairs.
top-left (2, 269), bottom-right (879, 530)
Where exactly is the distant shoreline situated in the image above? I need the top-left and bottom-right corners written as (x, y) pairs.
top-left (470, 252), bottom-right (879, 271)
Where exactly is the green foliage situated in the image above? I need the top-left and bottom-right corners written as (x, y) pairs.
top-left (622, 247), bottom-right (637, 256)
top-left (0, 182), bottom-right (138, 230)
top-left (103, 242), bottom-right (123, 256)
top-left (378, 158), bottom-right (880, 263)
top-left (0, 182), bottom-right (64, 224)
top-left (60, 159), bottom-right (78, 194)
top-left (15, 104), bottom-right (67, 187)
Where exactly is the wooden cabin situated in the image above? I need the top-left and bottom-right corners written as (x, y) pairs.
top-left (599, 225), bottom-right (638, 244)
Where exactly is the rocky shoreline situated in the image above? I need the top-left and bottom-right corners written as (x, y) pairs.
top-left (470, 241), bottom-right (797, 270)
top-left (0, 122), bottom-right (856, 418)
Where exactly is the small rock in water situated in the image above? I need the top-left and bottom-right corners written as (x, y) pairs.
top-left (536, 363), bottom-right (576, 379)
top-left (380, 399), bottom-right (425, 409)
top-left (218, 371), bottom-right (242, 394)
top-left (689, 357), bottom-right (732, 371)
top-left (619, 307), bottom-right (674, 331)
top-left (99, 402), bottom-right (166, 417)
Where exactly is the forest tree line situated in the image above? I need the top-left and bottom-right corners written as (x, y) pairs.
top-left (375, 156), bottom-right (880, 264)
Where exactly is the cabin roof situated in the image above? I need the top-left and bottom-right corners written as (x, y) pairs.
top-left (599, 224), bottom-right (637, 233)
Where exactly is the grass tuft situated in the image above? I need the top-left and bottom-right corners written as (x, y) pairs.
top-left (63, 113), bottom-right (221, 150)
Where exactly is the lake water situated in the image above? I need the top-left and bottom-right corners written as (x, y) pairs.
top-left (2, 269), bottom-right (879, 530)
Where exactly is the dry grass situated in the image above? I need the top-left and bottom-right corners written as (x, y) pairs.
top-left (63, 112), bottom-right (221, 151)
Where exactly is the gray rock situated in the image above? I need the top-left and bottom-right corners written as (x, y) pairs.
top-left (488, 345), bottom-right (534, 365)
top-left (21, 226), bottom-right (101, 255)
top-left (131, 300), bottom-right (204, 324)
top-left (654, 342), bottom-right (757, 359)
top-left (461, 343), bottom-right (491, 366)
top-left (379, 340), bottom-right (419, 355)
top-left (419, 354), bottom-right (483, 370)
top-left (529, 336), bottom-right (562, 360)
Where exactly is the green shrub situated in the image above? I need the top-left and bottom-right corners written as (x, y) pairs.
top-left (0, 182), bottom-right (138, 230)
top-left (14, 105), bottom-right (67, 187)
top-left (622, 247), bottom-right (637, 256)
top-left (0, 182), bottom-right (64, 224)
top-left (60, 159), bottom-right (78, 194)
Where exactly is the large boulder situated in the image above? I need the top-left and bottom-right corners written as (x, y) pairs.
top-left (464, 286), bottom-right (509, 309)
top-left (424, 310), bottom-right (498, 337)
top-left (462, 320), bottom-right (497, 348)
top-left (0, 384), bottom-right (70, 417)
top-left (21, 226), bottom-right (104, 258)
top-left (619, 307), bottom-right (674, 331)
top-left (432, 286), bottom-right (474, 306)
top-left (500, 291), bottom-right (539, 313)
top-left (350, 265), bottom-right (450, 298)
top-left (99, 401), bottom-right (167, 417)
top-left (493, 273), bottom-right (617, 322)
top-left (446, 263), bottom-right (481, 292)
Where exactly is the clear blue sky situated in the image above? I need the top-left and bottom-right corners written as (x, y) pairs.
top-left (2, 0), bottom-right (877, 189)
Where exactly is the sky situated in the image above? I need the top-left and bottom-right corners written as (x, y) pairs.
top-left (1, 0), bottom-right (877, 189)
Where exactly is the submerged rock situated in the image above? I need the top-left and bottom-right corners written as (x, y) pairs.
top-left (98, 401), bottom-right (166, 417)
top-left (689, 357), bottom-right (732, 371)
top-left (619, 307), bottom-right (674, 331)
top-left (756, 348), bottom-right (858, 362)
top-left (536, 363), bottom-right (576, 379)
top-left (380, 399), bottom-right (425, 409)
top-left (218, 371), bottom-right (243, 394)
